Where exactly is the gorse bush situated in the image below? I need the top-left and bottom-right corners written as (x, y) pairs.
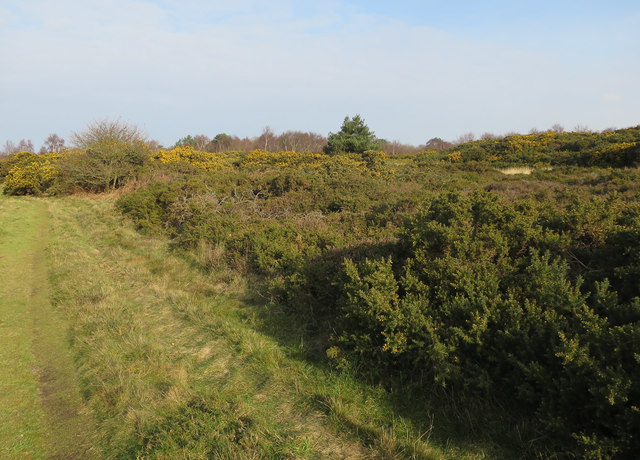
top-left (152, 145), bottom-right (237, 171)
top-left (0, 151), bottom-right (40, 179)
top-left (331, 191), bottom-right (640, 457)
top-left (57, 139), bottom-right (151, 192)
top-left (1, 151), bottom-right (61, 195)
top-left (446, 126), bottom-right (640, 166)
top-left (590, 142), bottom-right (640, 167)
top-left (4, 161), bottom-right (59, 196)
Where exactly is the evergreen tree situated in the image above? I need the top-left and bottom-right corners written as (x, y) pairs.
top-left (324, 114), bottom-right (379, 155)
top-left (175, 135), bottom-right (195, 147)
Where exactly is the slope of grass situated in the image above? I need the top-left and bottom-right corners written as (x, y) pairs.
top-left (43, 196), bottom-right (501, 458)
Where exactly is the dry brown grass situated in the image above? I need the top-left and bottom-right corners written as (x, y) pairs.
top-left (499, 166), bottom-right (534, 175)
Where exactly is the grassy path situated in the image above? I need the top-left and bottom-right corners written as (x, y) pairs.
top-left (0, 196), bottom-right (96, 459)
top-left (2, 194), bottom-right (492, 458)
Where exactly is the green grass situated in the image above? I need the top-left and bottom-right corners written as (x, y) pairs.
top-left (0, 196), bottom-right (96, 458)
top-left (41, 196), bottom-right (502, 458)
top-left (0, 197), bottom-right (47, 458)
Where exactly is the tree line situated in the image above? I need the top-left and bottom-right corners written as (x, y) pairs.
top-left (0, 116), bottom-right (557, 158)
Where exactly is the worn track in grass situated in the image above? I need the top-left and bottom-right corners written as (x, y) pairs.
top-left (0, 196), bottom-right (97, 459)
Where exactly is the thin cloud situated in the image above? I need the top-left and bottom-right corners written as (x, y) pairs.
top-left (1, 0), bottom-right (638, 148)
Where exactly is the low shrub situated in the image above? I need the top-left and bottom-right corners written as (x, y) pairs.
top-left (330, 190), bottom-right (640, 456)
top-left (2, 151), bottom-right (61, 195)
top-left (57, 140), bottom-right (150, 192)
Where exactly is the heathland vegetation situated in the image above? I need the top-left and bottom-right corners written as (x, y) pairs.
top-left (2, 118), bottom-right (640, 458)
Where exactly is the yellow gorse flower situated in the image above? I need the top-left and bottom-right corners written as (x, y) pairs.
top-left (152, 146), bottom-right (235, 171)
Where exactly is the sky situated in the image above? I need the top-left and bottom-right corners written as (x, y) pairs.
top-left (1, 0), bottom-right (639, 149)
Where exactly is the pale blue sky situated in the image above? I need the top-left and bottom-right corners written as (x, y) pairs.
top-left (1, 0), bottom-right (638, 148)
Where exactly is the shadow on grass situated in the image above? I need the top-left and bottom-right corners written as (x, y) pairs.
top-left (229, 241), bottom-right (565, 459)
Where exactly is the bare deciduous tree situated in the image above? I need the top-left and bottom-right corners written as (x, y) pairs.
top-left (573, 124), bottom-right (591, 133)
top-left (17, 139), bottom-right (34, 152)
top-left (424, 137), bottom-right (453, 151)
top-left (60, 119), bottom-right (150, 192)
top-left (277, 130), bottom-right (327, 153)
top-left (2, 140), bottom-right (16, 156)
top-left (2, 139), bottom-right (34, 155)
top-left (455, 132), bottom-right (475, 145)
top-left (71, 118), bottom-right (147, 148)
top-left (193, 134), bottom-right (210, 151)
top-left (257, 126), bottom-right (276, 151)
top-left (39, 133), bottom-right (65, 153)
